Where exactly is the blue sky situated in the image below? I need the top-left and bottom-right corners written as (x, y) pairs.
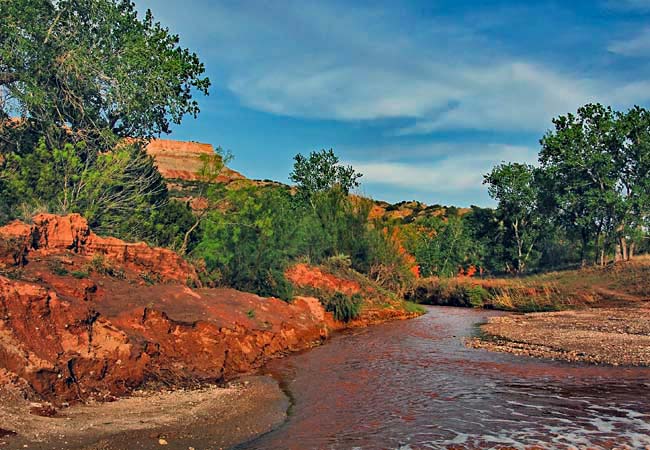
top-left (135, 0), bottom-right (650, 206)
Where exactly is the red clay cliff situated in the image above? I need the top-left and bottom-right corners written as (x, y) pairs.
top-left (0, 215), bottom-right (329, 404)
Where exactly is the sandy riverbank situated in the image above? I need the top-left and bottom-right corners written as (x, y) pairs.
top-left (468, 304), bottom-right (650, 366)
top-left (0, 375), bottom-right (287, 450)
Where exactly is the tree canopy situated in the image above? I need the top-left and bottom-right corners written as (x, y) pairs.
top-left (0, 0), bottom-right (210, 152)
top-left (290, 149), bottom-right (362, 200)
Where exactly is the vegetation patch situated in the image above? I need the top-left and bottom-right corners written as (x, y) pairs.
top-left (324, 292), bottom-right (362, 323)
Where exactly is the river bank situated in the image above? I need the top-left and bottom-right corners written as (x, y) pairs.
top-left (0, 375), bottom-right (288, 450)
top-left (0, 214), bottom-right (420, 449)
top-left (468, 304), bottom-right (650, 366)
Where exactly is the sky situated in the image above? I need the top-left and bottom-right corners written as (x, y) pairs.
top-left (134, 0), bottom-right (650, 206)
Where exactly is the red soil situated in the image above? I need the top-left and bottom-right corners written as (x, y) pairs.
top-left (286, 263), bottom-right (420, 328)
top-left (286, 263), bottom-right (362, 296)
top-left (0, 215), bottom-right (330, 404)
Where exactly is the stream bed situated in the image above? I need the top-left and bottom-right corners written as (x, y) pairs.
top-left (239, 306), bottom-right (650, 449)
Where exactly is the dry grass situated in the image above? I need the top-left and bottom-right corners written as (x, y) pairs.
top-left (411, 256), bottom-right (650, 312)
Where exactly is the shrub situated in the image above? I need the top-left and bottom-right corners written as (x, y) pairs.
top-left (325, 292), bottom-right (362, 322)
top-left (465, 285), bottom-right (491, 308)
top-left (71, 270), bottom-right (89, 279)
top-left (48, 260), bottom-right (69, 276)
top-left (140, 271), bottom-right (162, 285)
top-left (89, 254), bottom-right (125, 279)
top-left (325, 254), bottom-right (352, 270)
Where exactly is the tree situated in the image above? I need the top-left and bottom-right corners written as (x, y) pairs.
top-left (0, 0), bottom-right (210, 152)
top-left (613, 106), bottom-right (650, 260)
top-left (1, 139), bottom-right (167, 232)
top-left (194, 186), bottom-right (300, 299)
top-left (0, 0), bottom-right (211, 245)
top-left (540, 104), bottom-right (627, 265)
top-left (290, 149), bottom-right (362, 203)
top-left (484, 162), bottom-right (541, 273)
top-left (178, 148), bottom-right (232, 255)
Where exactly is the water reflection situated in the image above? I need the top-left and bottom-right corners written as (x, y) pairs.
top-left (239, 307), bottom-right (650, 450)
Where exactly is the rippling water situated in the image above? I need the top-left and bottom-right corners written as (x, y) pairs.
top-left (238, 307), bottom-right (650, 450)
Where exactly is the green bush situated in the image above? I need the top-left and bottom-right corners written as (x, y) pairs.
top-left (465, 285), bottom-right (491, 308)
top-left (325, 292), bottom-right (362, 322)
top-left (71, 270), bottom-right (89, 279)
top-left (48, 260), bottom-right (69, 276)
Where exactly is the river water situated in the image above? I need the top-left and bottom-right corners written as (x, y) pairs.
top-left (238, 307), bottom-right (650, 450)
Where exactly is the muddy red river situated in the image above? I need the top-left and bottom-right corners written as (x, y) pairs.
top-left (238, 307), bottom-right (650, 450)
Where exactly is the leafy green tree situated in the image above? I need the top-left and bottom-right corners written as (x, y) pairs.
top-left (410, 215), bottom-right (476, 277)
top-left (540, 104), bottom-right (627, 265)
top-left (613, 106), bottom-right (650, 260)
top-left (0, 0), bottom-right (210, 247)
top-left (0, 0), bottom-right (210, 151)
top-left (290, 149), bottom-right (362, 204)
top-left (484, 162), bottom-right (541, 273)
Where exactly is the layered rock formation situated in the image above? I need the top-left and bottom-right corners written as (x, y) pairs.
top-left (145, 139), bottom-right (245, 183)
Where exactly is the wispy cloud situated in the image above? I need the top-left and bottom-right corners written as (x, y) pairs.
top-left (137, 1), bottom-right (639, 135)
top-left (608, 28), bottom-right (650, 56)
top-left (132, 1), bottom-right (650, 205)
top-left (347, 144), bottom-right (537, 193)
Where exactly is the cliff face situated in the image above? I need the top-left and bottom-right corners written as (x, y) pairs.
top-left (145, 139), bottom-right (245, 183)
top-left (0, 213), bottom-right (198, 284)
top-left (0, 215), bottom-right (328, 404)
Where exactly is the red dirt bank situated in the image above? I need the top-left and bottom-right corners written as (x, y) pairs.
top-left (0, 214), bottom-right (416, 407)
top-left (0, 215), bottom-right (345, 405)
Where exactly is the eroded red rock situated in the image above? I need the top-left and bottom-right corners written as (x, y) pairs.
top-left (0, 215), bottom-right (414, 405)
top-left (0, 214), bottom-right (197, 284)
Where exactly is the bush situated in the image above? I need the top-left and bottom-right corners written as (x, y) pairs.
top-left (325, 292), bottom-right (362, 322)
top-left (71, 270), bottom-right (89, 279)
top-left (465, 285), bottom-right (491, 308)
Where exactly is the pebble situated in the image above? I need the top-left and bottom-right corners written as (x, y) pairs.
top-left (158, 438), bottom-right (168, 445)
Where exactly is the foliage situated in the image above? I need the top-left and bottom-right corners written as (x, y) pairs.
top-left (290, 149), bottom-right (362, 203)
top-left (366, 225), bottom-right (417, 296)
top-left (193, 186), bottom-right (299, 300)
top-left (0, 0), bottom-right (210, 152)
top-left (0, 139), bottom-right (185, 237)
top-left (484, 162), bottom-right (542, 273)
top-left (89, 254), bottom-right (125, 279)
top-left (324, 292), bottom-right (362, 322)
top-left (0, 0), bottom-right (209, 249)
top-left (406, 214), bottom-right (477, 277)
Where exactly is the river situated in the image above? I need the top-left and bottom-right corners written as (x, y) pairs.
top-left (238, 306), bottom-right (650, 450)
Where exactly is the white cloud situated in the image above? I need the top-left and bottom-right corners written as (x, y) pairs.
top-left (216, 4), bottom-right (649, 135)
top-left (347, 144), bottom-right (537, 192)
top-left (608, 28), bottom-right (650, 56)
top-left (135, 1), bottom-right (650, 135)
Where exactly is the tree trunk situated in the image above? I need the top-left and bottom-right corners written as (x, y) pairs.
top-left (620, 237), bottom-right (629, 262)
